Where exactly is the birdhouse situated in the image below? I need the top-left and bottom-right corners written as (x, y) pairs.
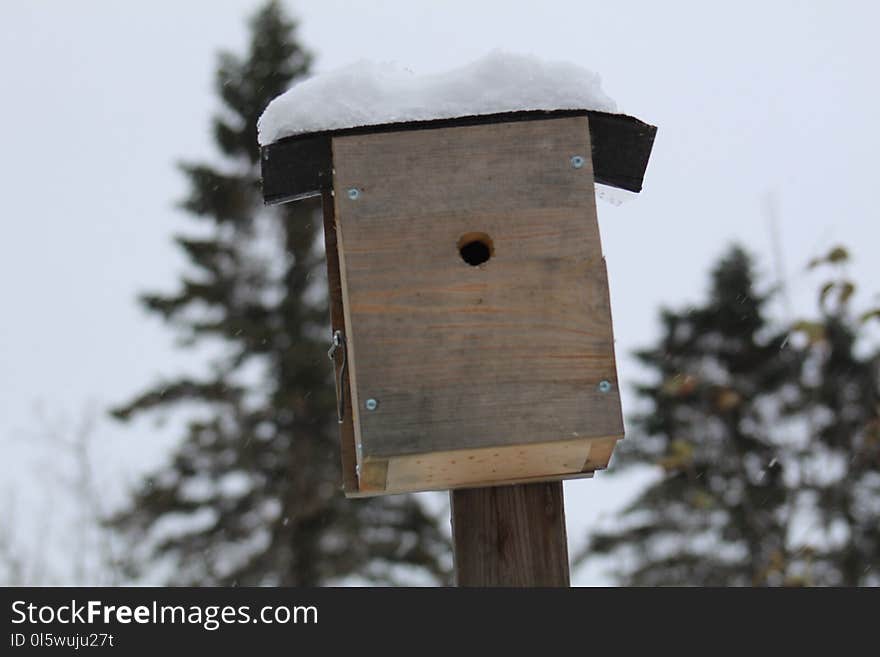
top-left (261, 109), bottom-right (655, 497)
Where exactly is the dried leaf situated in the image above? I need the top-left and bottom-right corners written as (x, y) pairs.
top-left (838, 281), bottom-right (855, 306)
top-left (819, 281), bottom-right (835, 307)
top-left (715, 387), bottom-right (742, 412)
top-left (808, 245), bottom-right (850, 270)
top-left (792, 320), bottom-right (826, 344)
top-left (661, 373), bottom-right (698, 397)
top-left (691, 490), bottom-right (715, 510)
top-left (859, 308), bottom-right (880, 324)
top-left (658, 439), bottom-right (694, 471)
top-left (827, 246), bottom-right (849, 263)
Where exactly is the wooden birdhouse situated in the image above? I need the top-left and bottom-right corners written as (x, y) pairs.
top-left (261, 110), bottom-right (655, 497)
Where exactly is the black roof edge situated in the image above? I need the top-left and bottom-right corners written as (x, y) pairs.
top-left (260, 109), bottom-right (656, 206)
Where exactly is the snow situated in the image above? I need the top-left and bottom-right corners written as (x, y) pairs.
top-left (258, 51), bottom-right (618, 145)
top-left (595, 184), bottom-right (639, 206)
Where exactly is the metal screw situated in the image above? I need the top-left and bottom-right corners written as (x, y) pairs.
top-left (365, 398), bottom-right (378, 411)
top-left (597, 380), bottom-right (612, 393)
top-left (347, 188), bottom-right (360, 200)
top-left (570, 155), bottom-right (585, 169)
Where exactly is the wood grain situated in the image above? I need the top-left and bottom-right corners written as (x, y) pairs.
top-left (332, 117), bottom-right (623, 480)
top-left (581, 436), bottom-right (620, 472)
top-left (384, 436), bottom-right (592, 493)
top-left (320, 190), bottom-right (358, 494)
top-left (351, 432), bottom-right (619, 496)
top-left (451, 481), bottom-right (570, 586)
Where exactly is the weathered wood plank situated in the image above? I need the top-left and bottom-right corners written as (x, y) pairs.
top-left (348, 432), bottom-right (621, 496)
top-left (261, 110), bottom-right (656, 204)
top-left (320, 190), bottom-right (358, 494)
top-left (451, 482), bottom-right (570, 586)
top-left (383, 435), bottom-right (593, 493)
top-left (582, 436), bottom-right (620, 472)
top-left (333, 117), bottom-right (623, 472)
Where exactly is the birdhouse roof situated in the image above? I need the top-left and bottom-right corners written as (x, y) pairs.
top-left (258, 53), bottom-right (656, 205)
top-left (258, 52), bottom-right (618, 145)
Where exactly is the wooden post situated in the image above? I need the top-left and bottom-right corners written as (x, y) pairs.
top-left (451, 482), bottom-right (570, 586)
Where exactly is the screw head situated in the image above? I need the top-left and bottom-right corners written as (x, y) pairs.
top-left (570, 155), bottom-right (585, 169)
top-left (347, 188), bottom-right (360, 200)
top-left (597, 380), bottom-right (612, 393)
top-left (365, 398), bottom-right (378, 411)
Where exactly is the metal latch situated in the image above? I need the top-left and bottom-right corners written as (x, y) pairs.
top-left (327, 330), bottom-right (347, 424)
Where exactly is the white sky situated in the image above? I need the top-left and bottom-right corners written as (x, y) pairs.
top-left (1, 1), bottom-right (878, 585)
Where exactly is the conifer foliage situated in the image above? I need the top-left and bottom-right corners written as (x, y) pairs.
top-left (581, 246), bottom-right (879, 585)
top-left (111, 2), bottom-right (450, 585)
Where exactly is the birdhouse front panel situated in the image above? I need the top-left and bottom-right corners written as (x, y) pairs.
top-left (331, 116), bottom-right (623, 495)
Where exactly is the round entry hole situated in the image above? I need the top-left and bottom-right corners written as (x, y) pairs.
top-left (458, 232), bottom-right (493, 266)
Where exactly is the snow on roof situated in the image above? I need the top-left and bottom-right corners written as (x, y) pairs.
top-left (257, 51), bottom-right (618, 146)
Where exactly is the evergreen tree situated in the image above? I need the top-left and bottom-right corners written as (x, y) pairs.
top-left (579, 245), bottom-right (880, 585)
top-left (110, 2), bottom-right (450, 585)
top-left (581, 247), bottom-right (802, 585)
top-left (786, 249), bottom-right (880, 585)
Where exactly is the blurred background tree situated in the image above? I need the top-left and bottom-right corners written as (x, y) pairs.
top-left (110, 1), bottom-right (450, 585)
top-left (788, 249), bottom-right (880, 584)
top-left (578, 245), bottom-right (880, 585)
top-left (0, 406), bottom-right (117, 586)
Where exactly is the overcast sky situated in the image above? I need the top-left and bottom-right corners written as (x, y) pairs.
top-left (1, 1), bottom-right (878, 585)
